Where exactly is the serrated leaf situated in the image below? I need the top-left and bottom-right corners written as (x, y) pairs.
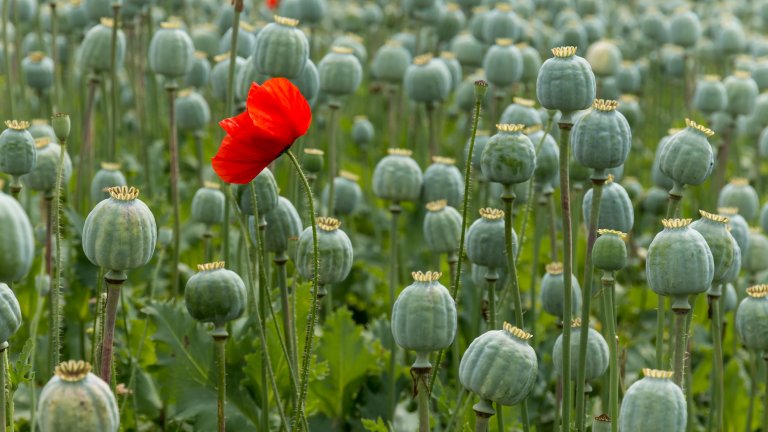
top-left (361, 417), bottom-right (390, 432)
top-left (9, 338), bottom-right (33, 392)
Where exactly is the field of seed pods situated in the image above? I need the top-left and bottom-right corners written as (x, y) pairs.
top-left (3, 0), bottom-right (768, 431)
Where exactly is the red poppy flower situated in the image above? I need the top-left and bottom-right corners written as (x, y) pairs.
top-left (213, 77), bottom-right (311, 184)
top-left (266, 0), bottom-right (279, 10)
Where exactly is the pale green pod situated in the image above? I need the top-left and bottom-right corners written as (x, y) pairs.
top-left (482, 3), bottom-right (519, 44)
top-left (585, 40), bottom-right (622, 77)
top-left (437, 4), bottom-right (466, 43)
top-left (717, 178), bottom-right (759, 221)
top-left (372, 149), bottom-right (423, 202)
top-left (553, 320), bottom-right (609, 381)
top-left (519, 43), bottom-right (542, 83)
top-left (21, 139), bottom-right (72, 194)
top-left (22, 51), bottom-right (54, 90)
top-left (536, 46), bottom-right (596, 116)
top-left (669, 9), bottom-right (701, 48)
top-left (716, 18), bottom-right (746, 56)
top-left (79, 18), bottom-right (126, 74)
top-left (404, 54), bottom-right (452, 103)
top-left (616, 61), bottom-right (642, 94)
top-left (191, 24), bottom-right (219, 59)
top-left (466, 208), bottom-right (510, 270)
top-left (331, 33), bottom-right (367, 63)
top-left (175, 89), bottom-right (211, 132)
top-left (148, 22), bottom-right (195, 80)
top-left (184, 52), bottom-right (211, 88)
top-left (720, 207), bottom-right (750, 257)
top-left (184, 262), bottom-right (246, 327)
top-left (690, 210), bottom-right (736, 285)
top-left (571, 99), bottom-right (631, 174)
top-left (481, 124), bottom-right (536, 186)
top-left (540, 262), bottom-right (582, 319)
top-left (422, 156), bottom-right (464, 208)
top-left (618, 369), bottom-right (686, 432)
top-left (438, 52), bottom-right (462, 90)
top-left (528, 126), bottom-right (559, 187)
top-left (0, 190), bottom-right (34, 283)
top-left (451, 32), bottom-right (485, 68)
top-left (371, 40), bottom-right (411, 83)
top-left (423, 200), bottom-right (462, 254)
top-left (212, 55), bottom-right (247, 102)
top-left (582, 177), bottom-right (634, 233)
top-left (658, 119), bottom-right (715, 194)
top-left (321, 172), bottom-right (363, 216)
top-left (218, 23), bottom-right (256, 59)
top-left (318, 46), bottom-right (363, 97)
top-left (483, 38), bottom-right (523, 88)
top-left (724, 70), bottom-right (759, 116)
top-left (693, 75), bottom-right (727, 115)
top-left (259, 196), bottom-right (303, 255)
top-left (745, 230), bottom-right (768, 274)
top-left (641, 8), bottom-right (669, 46)
top-left (735, 285), bottom-right (768, 351)
top-left (237, 168), bottom-right (279, 219)
top-left (351, 116), bottom-right (374, 146)
top-left (499, 97), bottom-right (541, 127)
top-left (191, 182), bottom-right (225, 227)
top-left (296, 217), bottom-right (353, 286)
top-left (253, 15), bottom-right (309, 79)
top-left (90, 162), bottom-right (127, 203)
top-left (0, 120), bottom-right (37, 177)
top-left (617, 95), bottom-right (643, 129)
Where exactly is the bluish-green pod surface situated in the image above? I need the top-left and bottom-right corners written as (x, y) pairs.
top-left (296, 217), bottom-right (353, 285)
top-left (717, 178), bottom-right (759, 222)
top-left (404, 54), bottom-right (452, 103)
top-left (22, 139), bottom-right (72, 194)
top-left (658, 119), bottom-right (715, 193)
top-left (553, 321), bottom-right (609, 381)
top-left (0, 121), bottom-right (36, 177)
top-left (371, 41), bottom-right (411, 83)
top-left (618, 369), bottom-right (686, 432)
top-left (540, 262), bottom-right (582, 319)
top-left (423, 200), bottom-right (462, 254)
top-left (318, 46), bottom-right (363, 97)
top-left (148, 22), bottom-right (195, 80)
top-left (237, 168), bottom-right (279, 219)
top-left (481, 124), bottom-right (536, 186)
top-left (184, 262), bottom-right (246, 327)
top-left (190, 182), bottom-right (225, 227)
top-left (690, 210), bottom-right (736, 285)
top-left (90, 162), bottom-right (127, 204)
top-left (536, 46), bottom-right (596, 115)
top-left (422, 156), bottom-right (464, 208)
top-left (592, 230), bottom-right (628, 272)
top-left (259, 196), bottom-right (303, 255)
top-left (571, 99), bottom-right (631, 174)
top-left (693, 75), bottom-right (727, 115)
top-left (582, 177), bottom-right (634, 233)
top-left (0, 283), bottom-right (21, 343)
top-left (483, 39), bottom-right (523, 88)
top-left (372, 149), bottom-right (423, 202)
top-left (466, 208), bottom-right (510, 270)
top-left (321, 172), bottom-right (363, 216)
top-left (735, 285), bottom-right (768, 351)
top-left (253, 15), bottom-right (309, 79)
top-left (176, 89), bottom-right (211, 132)
top-left (80, 19), bottom-right (126, 73)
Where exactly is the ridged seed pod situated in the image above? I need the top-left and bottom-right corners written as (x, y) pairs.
top-left (466, 208), bottom-right (510, 270)
top-left (536, 46), bottom-right (596, 116)
top-left (717, 178), bottom-right (759, 221)
top-left (519, 43), bottom-right (542, 83)
top-left (616, 61), bottom-right (642, 95)
top-left (500, 97), bottom-right (541, 127)
top-left (540, 262), bottom-right (582, 319)
top-left (37, 361), bottom-right (119, 432)
top-left (693, 75), bottom-right (727, 115)
top-left (690, 210), bottom-right (736, 286)
top-left (261, 196), bottom-right (303, 254)
top-left (0, 283), bottom-right (20, 343)
top-left (237, 168), bottom-right (279, 221)
top-left (371, 40), bottom-right (411, 83)
top-left (148, 21), bottom-right (195, 80)
top-left (404, 54), bottom-right (451, 103)
top-left (571, 99), bottom-right (631, 176)
top-left (451, 32), bottom-right (485, 68)
top-left (184, 262), bottom-right (246, 327)
top-left (296, 217), bottom-right (353, 289)
top-left (321, 171), bottom-right (363, 216)
top-left (373, 149), bottom-right (423, 202)
top-left (438, 52), bottom-right (462, 90)
top-left (80, 18), bottom-right (125, 74)
top-left (553, 319), bottom-right (609, 382)
top-left (392, 271), bottom-right (457, 367)
top-left (212, 55), bottom-right (247, 102)
top-left (735, 285), bottom-right (768, 351)
top-left (0, 189), bottom-right (34, 283)
top-left (658, 119), bottom-right (715, 195)
top-left (22, 138), bottom-right (72, 194)
top-left (593, 229), bottom-right (627, 271)
top-left (184, 52), bottom-right (211, 88)
top-left (745, 230), bottom-right (768, 274)
top-left (585, 40), bottom-right (622, 77)
top-left (482, 3), bottom-right (519, 44)
top-left (351, 116), bottom-right (374, 146)
top-left (483, 38), bottom-right (523, 88)
top-left (0, 120), bottom-right (36, 178)
top-left (646, 218), bottom-right (715, 310)
top-left (422, 156), bottom-right (464, 208)
top-left (191, 24), bottom-right (219, 59)
top-left (437, 4), bottom-right (465, 43)
top-left (302, 148), bottom-right (323, 176)
top-left (583, 176), bottom-right (634, 233)
top-left (190, 182), bottom-right (225, 227)
top-left (82, 186), bottom-right (157, 274)
top-left (22, 51), bottom-right (54, 90)
top-left (318, 46), bottom-right (362, 97)
top-left (218, 23), bottom-right (256, 59)
top-left (175, 89), bottom-right (211, 133)
top-left (253, 16), bottom-right (309, 79)
top-left (481, 124), bottom-right (536, 186)
top-left (618, 369), bottom-right (686, 432)
top-left (90, 162), bottom-right (126, 203)
top-left (719, 207), bottom-right (749, 255)
top-left (423, 200), bottom-right (461, 254)
top-left (459, 323), bottom-right (537, 409)
top-left (724, 70), bottom-right (758, 117)
top-left (528, 125), bottom-right (559, 188)
top-left (669, 9), bottom-right (701, 48)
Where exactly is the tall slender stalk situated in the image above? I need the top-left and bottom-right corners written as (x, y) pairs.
top-left (473, 400), bottom-right (495, 432)
top-left (413, 362), bottom-right (431, 432)
top-left (49, 2), bottom-right (60, 112)
top-left (763, 355), bottom-right (768, 432)
top-left (99, 271), bottom-right (127, 384)
top-left (709, 289), bottom-right (724, 432)
top-left (575, 176), bottom-right (606, 431)
top-left (287, 150), bottom-right (320, 432)
top-left (49, 114), bottom-right (69, 373)
top-left (326, 103), bottom-right (339, 217)
top-left (108, 4), bottom-right (120, 161)
top-left (558, 118), bottom-right (575, 432)
top-left (1, 0), bottom-right (13, 118)
top-left (275, 253), bottom-right (297, 375)
top-left (0, 342), bottom-right (6, 432)
top-left (672, 309), bottom-right (688, 387)
top-left (429, 80), bottom-right (485, 392)
top-left (426, 102), bottom-right (437, 162)
top-left (601, 272), bottom-right (619, 432)
top-left (213, 328), bottom-right (228, 432)
top-left (166, 84), bottom-right (181, 297)
top-left (222, 0), bottom-right (242, 264)
top-left (387, 202), bottom-right (402, 422)
top-left (76, 76), bottom-right (100, 213)
top-left (547, 191), bottom-right (558, 261)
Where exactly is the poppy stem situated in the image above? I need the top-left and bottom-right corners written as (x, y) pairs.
top-left (108, 3), bottom-right (120, 162)
top-left (167, 83), bottom-right (181, 298)
top-left (326, 102), bottom-right (339, 217)
top-left (1, 0), bottom-right (13, 119)
top-left (558, 117), bottom-right (574, 432)
top-left (221, 3), bottom-right (241, 265)
top-left (286, 150), bottom-right (320, 432)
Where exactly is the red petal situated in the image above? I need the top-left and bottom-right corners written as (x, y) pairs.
top-left (212, 134), bottom-right (279, 184)
top-left (246, 78), bottom-right (312, 147)
top-left (266, 0), bottom-right (279, 9)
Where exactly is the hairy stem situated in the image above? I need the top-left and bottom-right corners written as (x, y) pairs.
top-left (108, 4), bottom-right (120, 161)
top-left (326, 103), bottom-right (339, 217)
top-left (99, 272), bottom-right (126, 384)
top-left (214, 329), bottom-right (228, 432)
top-left (388, 203), bottom-right (401, 422)
top-left (602, 272), bottom-right (619, 432)
top-left (673, 309), bottom-right (688, 388)
top-left (558, 119), bottom-right (574, 432)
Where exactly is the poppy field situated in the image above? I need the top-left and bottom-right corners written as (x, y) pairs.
top-left (4, 0), bottom-right (768, 431)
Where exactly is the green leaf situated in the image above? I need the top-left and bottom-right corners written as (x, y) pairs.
top-left (361, 417), bottom-right (390, 432)
top-left (309, 307), bottom-right (384, 421)
top-left (9, 338), bottom-right (33, 393)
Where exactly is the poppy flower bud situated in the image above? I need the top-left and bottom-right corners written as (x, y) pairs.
top-left (149, 21), bottom-right (195, 81)
top-left (51, 113), bottom-right (70, 142)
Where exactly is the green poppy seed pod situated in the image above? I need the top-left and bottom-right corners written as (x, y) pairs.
top-left (318, 46), bottom-right (363, 97)
top-left (481, 124), bottom-right (536, 186)
top-left (459, 323), bottom-right (537, 407)
top-left (482, 3), bottom-right (519, 44)
top-left (661, 45), bottom-right (685, 79)
top-left (553, 319), bottom-right (609, 381)
top-left (38, 360), bottom-right (119, 432)
top-left (518, 43), bottom-right (542, 83)
top-left (404, 54), bottom-right (451, 103)
top-left (669, 9), bottom-right (701, 48)
top-left (718, 235), bottom-right (742, 286)
top-left (716, 18), bottom-right (746, 56)
top-left (51, 113), bottom-right (70, 142)
top-left (29, 119), bottom-right (56, 141)
top-left (22, 138), bottom-right (72, 194)
top-left (468, 6), bottom-right (488, 41)
top-left (571, 99), bottom-right (631, 175)
top-left (735, 285), bottom-right (768, 351)
top-left (585, 40), bottom-right (622, 77)
top-left (466, 208), bottom-right (510, 270)
top-left (723, 282), bottom-right (738, 313)
top-left (526, 126), bottom-right (559, 187)
top-left (718, 178), bottom-right (759, 221)
top-left (0, 120), bottom-right (37, 177)
top-left (80, 18), bottom-right (125, 74)
top-left (0, 283), bottom-right (20, 343)
top-left (290, 58), bottom-right (319, 106)
top-left (218, 23), bottom-right (256, 59)
top-left (253, 15), bottom-right (309, 79)
top-left (294, 0), bottom-right (327, 25)
top-left (148, 21), bottom-right (195, 81)
top-left (296, 217), bottom-right (353, 286)
top-left (372, 148), bottom-right (423, 202)
top-left (616, 61), bottom-right (642, 94)
top-left (437, 4), bottom-right (465, 43)
top-left (322, 171), bottom-right (363, 216)
top-left (583, 176), bottom-right (634, 233)
top-left (658, 119), bottom-right (715, 195)
top-left (650, 129), bottom-right (677, 190)
top-left (719, 207), bottom-right (750, 255)
top-left (752, 59), bottom-right (768, 93)
top-left (362, 3), bottom-right (383, 28)
top-left (646, 218), bottom-right (715, 310)
top-left (690, 210), bottom-right (736, 285)
top-left (621, 176), bottom-right (644, 202)
top-left (331, 34), bottom-right (367, 63)
top-left (536, 46), bottom-right (596, 116)
top-left (618, 369), bottom-right (686, 432)
top-left (451, 32), bottom-right (485, 69)
top-left (302, 148), bottom-right (323, 175)
top-left (724, 70), bottom-right (759, 116)
top-left (22, 51), bottom-right (54, 90)
top-left (642, 187), bottom-right (671, 217)
top-left (438, 52), bottom-right (462, 90)
top-left (617, 95), bottom-right (643, 129)
top-left (83, 0), bottom-right (119, 20)
top-left (260, 196), bottom-right (302, 254)
top-left (593, 229), bottom-right (628, 271)
top-left (237, 168), bottom-right (279, 220)
top-left (582, 16), bottom-right (605, 45)
top-left (555, 23), bottom-right (588, 56)
top-left (191, 24), bottom-right (218, 59)
top-left (746, 229), bottom-right (768, 274)
top-left (761, 204), bottom-right (768, 235)
top-left (500, 97), bottom-right (541, 127)
top-left (90, 162), bottom-right (127, 203)
top-left (483, 38), bottom-right (523, 88)
top-left (184, 52), bottom-right (211, 88)
top-left (423, 200), bottom-right (462, 254)
top-left (351, 116), bottom-right (374, 146)
top-left (540, 262), bottom-right (582, 319)
top-left (0, 189), bottom-right (34, 283)
top-left (175, 89), bottom-right (210, 133)
top-left (422, 156), bottom-right (464, 208)
top-left (82, 186), bottom-right (157, 277)
top-left (371, 40), bottom-right (411, 83)
top-left (641, 8), bottom-right (669, 46)
top-left (191, 182), bottom-right (225, 226)
top-left (693, 75), bottom-right (727, 115)
top-left (184, 262), bottom-right (246, 327)
top-left (392, 271), bottom-right (457, 367)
